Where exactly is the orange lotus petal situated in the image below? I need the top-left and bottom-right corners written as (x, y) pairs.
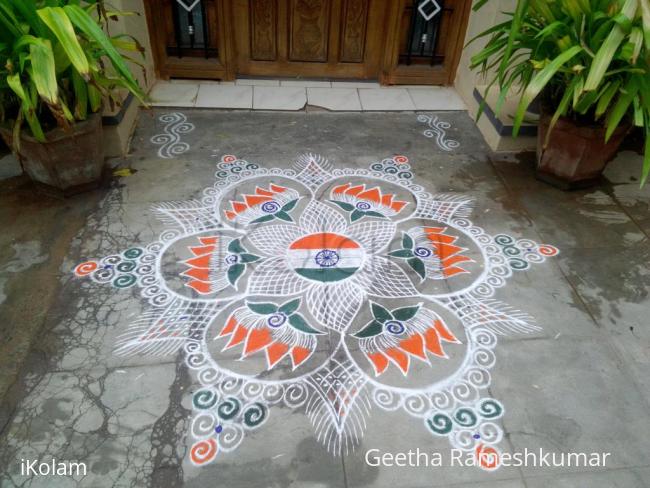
top-left (291, 346), bottom-right (312, 367)
top-left (399, 334), bottom-right (427, 360)
top-left (443, 266), bottom-right (471, 277)
top-left (225, 210), bottom-right (236, 221)
top-left (390, 200), bottom-right (408, 212)
top-left (189, 245), bottom-right (215, 256)
top-left (357, 187), bottom-right (381, 203)
top-left (255, 187), bottom-right (275, 197)
top-left (433, 319), bottom-right (460, 343)
top-left (443, 255), bottom-right (474, 267)
top-left (381, 194), bottom-right (394, 206)
top-left (436, 244), bottom-right (464, 259)
top-left (183, 267), bottom-right (210, 282)
top-left (346, 184), bottom-right (365, 196)
top-left (244, 194), bottom-right (273, 207)
top-left (424, 227), bottom-right (445, 234)
top-left (225, 325), bottom-right (248, 349)
top-left (424, 327), bottom-right (446, 357)
top-left (185, 254), bottom-right (211, 269)
top-left (332, 183), bottom-right (352, 194)
top-left (427, 233), bottom-right (457, 245)
top-left (199, 236), bottom-right (218, 245)
top-left (244, 328), bottom-right (273, 356)
top-left (367, 352), bottom-right (389, 375)
top-left (385, 348), bottom-right (410, 373)
top-left (219, 316), bottom-right (238, 337)
top-left (266, 342), bottom-right (290, 367)
top-left (269, 184), bottom-right (287, 193)
top-left (188, 280), bottom-right (212, 295)
top-left (231, 201), bottom-right (247, 213)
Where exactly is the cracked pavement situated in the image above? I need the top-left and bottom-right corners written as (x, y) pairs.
top-left (1, 110), bottom-right (649, 487)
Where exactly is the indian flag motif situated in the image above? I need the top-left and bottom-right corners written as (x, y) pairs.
top-left (288, 233), bottom-right (364, 283)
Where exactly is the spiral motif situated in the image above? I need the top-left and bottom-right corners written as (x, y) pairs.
top-left (373, 388), bottom-right (401, 411)
top-left (150, 293), bottom-right (172, 307)
top-left (116, 260), bottom-right (137, 273)
top-left (538, 244), bottom-right (559, 256)
top-left (451, 382), bottom-right (478, 404)
top-left (197, 366), bottom-right (221, 385)
top-left (384, 166), bottom-right (399, 174)
top-left (217, 397), bottom-right (241, 420)
top-left (191, 412), bottom-right (217, 438)
top-left (370, 163), bottom-right (384, 171)
top-left (403, 394), bottom-right (430, 416)
top-left (523, 251), bottom-right (544, 264)
top-left (478, 399), bottom-right (503, 419)
top-left (123, 247), bottom-right (144, 260)
top-left (243, 402), bottom-right (267, 428)
top-left (501, 245), bottom-right (520, 257)
top-left (414, 247), bottom-right (431, 257)
top-left (393, 155), bottom-right (409, 164)
top-left (242, 382), bottom-right (264, 399)
top-left (465, 367), bottom-right (491, 389)
top-left (193, 389), bottom-right (219, 410)
top-left (429, 391), bottom-right (454, 410)
top-left (219, 377), bottom-right (243, 396)
top-left (190, 438), bottom-right (218, 465)
top-left (473, 348), bottom-right (496, 369)
top-left (135, 264), bottom-right (155, 276)
top-left (398, 171), bottom-right (413, 179)
top-left (261, 201), bottom-right (280, 213)
top-left (508, 258), bottom-right (529, 270)
top-left (450, 429), bottom-right (477, 450)
top-left (74, 261), bottom-right (98, 277)
top-left (113, 273), bottom-right (136, 289)
top-left (138, 275), bottom-right (157, 287)
top-left (494, 234), bottom-right (514, 246)
top-left (453, 407), bottom-right (478, 427)
top-left (217, 424), bottom-right (244, 453)
top-left (471, 329), bottom-right (497, 348)
top-left (262, 384), bottom-right (284, 403)
top-left (283, 383), bottom-right (308, 408)
top-left (426, 413), bottom-right (453, 435)
top-left (151, 113), bottom-right (195, 159)
top-left (478, 422), bottom-right (503, 444)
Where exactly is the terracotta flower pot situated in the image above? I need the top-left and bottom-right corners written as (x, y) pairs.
top-left (536, 111), bottom-right (630, 189)
top-left (0, 113), bottom-right (104, 196)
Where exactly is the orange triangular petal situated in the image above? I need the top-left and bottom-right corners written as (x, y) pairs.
top-left (384, 348), bottom-right (410, 373)
top-left (332, 183), bottom-right (351, 194)
top-left (199, 236), bottom-right (218, 245)
top-left (399, 334), bottom-right (427, 360)
top-left (187, 280), bottom-right (212, 295)
top-left (391, 200), bottom-right (408, 212)
top-left (424, 327), bottom-right (446, 357)
top-left (357, 187), bottom-right (381, 203)
top-left (231, 201), bottom-right (247, 213)
top-left (381, 194), bottom-right (393, 206)
top-left (346, 184), bottom-right (365, 196)
top-left (244, 328), bottom-right (273, 356)
top-left (269, 184), bottom-right (287, 193)
top-left (225, 325), bottom-right (248, 349)
top-left (185, 254), bottom-right (211, 269)
top-left (245, 194), bottom-right (273, 206)
top-left (190, 245), bottom-right (215, 256)
top-left (219, 316), bottom-right (238, 337)
top-left (182, 267), bottom-right (210, 282)
top-left (225, 210), bottom-right (236, 221)
top-left (442, 255), bottom-right (474, 267)
top-left (266, 342), bottom-right (290, 368)
top-left (255, 187), bottom-right (275, 197)
top-left (291, 346), bottom-right (312, 368)
top-left (443, 267), bottom-right (471, 277)
top-left (433, 319), bottom-right (460, 343)
top-left (366, 352), bottom-right (389, 375)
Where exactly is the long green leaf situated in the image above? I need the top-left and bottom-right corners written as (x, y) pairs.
top-left (29, 38), bottom-right (58, 105)
top-left (37, 6), bottom-right (89, 78)
top-left (6, 73), bottom-right (45, 142)
top-left (605, 77), bottom-right (639, 140)
top-left (641, 121), bottom-right (650, 186)
top-left (513, 46), bottom-right (583, 135)
top-left (595, 79), bottom-right (622, 117)
top-left (71, 68), bottom-right (87, 120)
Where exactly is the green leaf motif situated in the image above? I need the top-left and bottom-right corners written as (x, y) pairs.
top-left (288, 314), bottom-right (323, 334)
top-left (239, 253), bottom-right (260, 264)
top-left (279, 298), bottom-right (301, 315)
top-left (408, 257), bottom-right (426, 280)
top-left (365, 211), bottom-right (386, 218)
top-left (227, 263), bottom-right (245, 287)
top-left (392, 304), bottom-right (421, 321)
top-left (274, 211), bottom-right (293, 222)
top-left (247, 302), bottom-right (278, 315)
top-left (330, 200), bottom-right (355, 212)
top-left (350, 209), bottom-right (365, 222)
top-left (402, 232), bottom-right (414, 250)
top-left (251, 214), bottom-right (275, 224)
top-left (353, 320), bottom-right (384, 338)
top-left (371, 302), bottom-right (392, 323)
top-left (228, 239), bottom-right (246, 254)
top-left (388, 249), bottom-right (414, 259)
top-left (281, 199), bottom-right (299, 212)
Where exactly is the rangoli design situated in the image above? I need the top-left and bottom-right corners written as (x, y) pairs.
top-left (417, 114), bottom-right (460, 151)
top-left (74, 154), bottom-right (558, 470)
top-left (151, 112), bottom-right (195, 159)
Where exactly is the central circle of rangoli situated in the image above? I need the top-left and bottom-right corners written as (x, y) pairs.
top-left (73, 152), bottom-right (559, 471)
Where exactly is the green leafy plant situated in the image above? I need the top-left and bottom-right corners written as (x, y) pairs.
top-left (469, 0), bottom-right (650, 185)
top-left (0, 0), bottom-right (147, 149)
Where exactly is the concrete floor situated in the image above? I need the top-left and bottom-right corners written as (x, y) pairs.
top-left (0, 110), bottom-right (649, 488)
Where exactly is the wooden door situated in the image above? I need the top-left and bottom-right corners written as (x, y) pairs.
top-left (233, 0), bottom-right (387, 79)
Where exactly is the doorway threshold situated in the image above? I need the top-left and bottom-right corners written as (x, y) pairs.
top-left (148, 79), bottom-right (467, 112)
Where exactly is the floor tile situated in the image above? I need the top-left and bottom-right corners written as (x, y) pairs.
top-left (252, 86), bottom-right (307, 110)
top-left (235, 78), bottom-right (280, 86)
top-left (149, 81), bottom-right (198, 107)
top-left (332, 81), bottom-right (381, 89)
top-left (306, 87), bottom-right (362, 111)
top-left (194, 84), bottom-right (252, 109)
top-left (281, 80), bottom-right (332, 87)
top-left (359, 88), bottom-right (416, 111)
top-left (408, 86), bottom-right (467, 110)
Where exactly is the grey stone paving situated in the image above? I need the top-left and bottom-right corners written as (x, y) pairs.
top-left (0, 110), bottom-right (649, 488)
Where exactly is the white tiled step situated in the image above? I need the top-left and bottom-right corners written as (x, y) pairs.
top-left (149, 80), bottom-right (467, 111)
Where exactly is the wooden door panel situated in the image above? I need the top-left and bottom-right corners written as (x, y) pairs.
top-left (339, 0), bottom-right (370, 63)
top-left (288, 0), bottom-right (331, 62)
top-left (250, 0), bottom-right (278, 61)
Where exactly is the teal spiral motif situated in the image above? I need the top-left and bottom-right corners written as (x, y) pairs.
top-left (371, 163), bottom-right (384, 171)
top-left (478, 399), bottom-right (503, 419)
top-left (217, 397), bottom-right (241, 420)
top-left (494, 234), bottom-right (514, 246)
top-left (426, 413), bottom-right (453, 435)
top-left (508, 258), bottom-right (529, 270)
top-left (193, 389), bottom-right (218, 410)
top-left (117, 260), bottom-right (137, 273)
top-left (123, 247), bottom-right (144, 260)
top-left (113, 273), bottom-right (137, 288)
top-left (453, 407), bottom-right (478, 427)
top-left (243, 403), bottom-right (267, 428)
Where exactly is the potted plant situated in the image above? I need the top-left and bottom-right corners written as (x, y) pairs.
top-left (469, 0), bottom-right (650, 188)
top-left (0, 0), bottom-right (146, 195)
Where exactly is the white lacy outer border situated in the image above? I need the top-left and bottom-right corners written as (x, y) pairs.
top-left (76, 153), bottom-right (559, 470)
